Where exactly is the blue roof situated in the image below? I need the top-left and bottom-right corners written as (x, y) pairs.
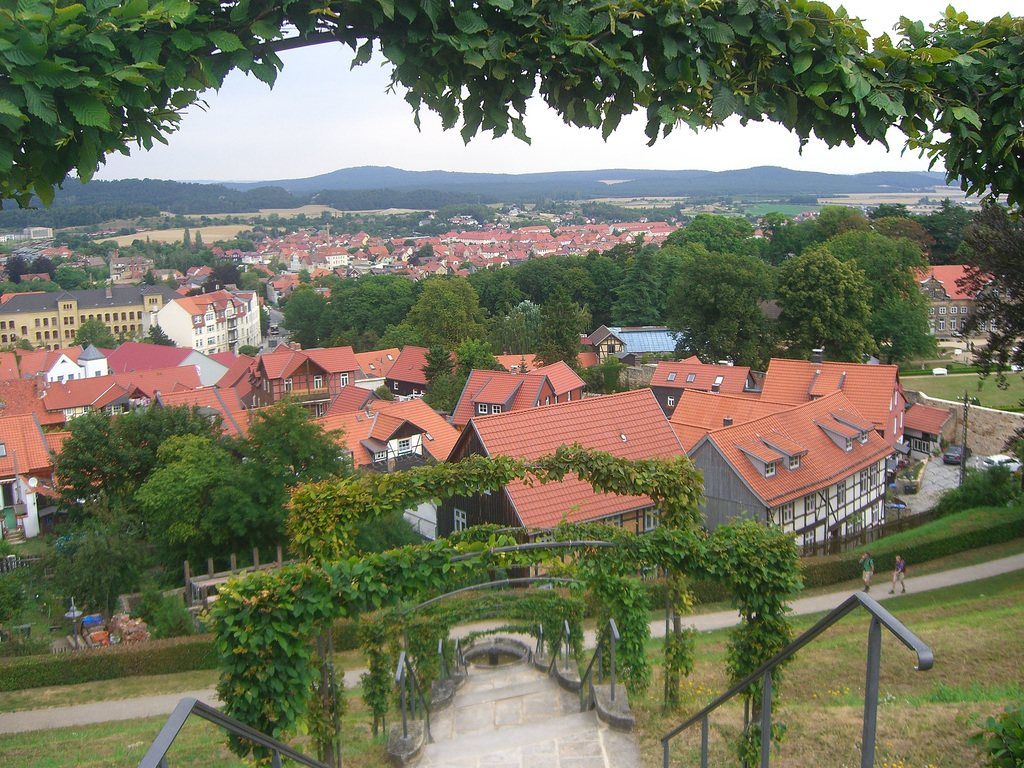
top-left (610, 327), bottom-right (680, 354)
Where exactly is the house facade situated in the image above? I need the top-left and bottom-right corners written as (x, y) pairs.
top-left (686, 391), bottom-right (893, 555)
top-left (154, 289), bottom-right (260, 353)
top-left (649, 358), bottom-right (760, 416)
top-left (450, 361), bottom-right (586, 429)
top-left (0, 413), bottom-right (60, 540)
top-left (917, 265), bottom-right (987, 340)
top-left (587, 325), bottom-right (679, 364)
top-left (385, 346), bottom-right (430, 397)
top-left (0, 285), bottom-right (179, 351)
top-left (249, 345), bottom-right (357, 416)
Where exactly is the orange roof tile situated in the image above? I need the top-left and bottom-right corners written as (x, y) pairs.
top-left (157, 388), bottom-right (246, 435)
top-left (0, 352), bottom-right (21, 381)
top-left (387, 346), bottom-right (430, 386)
top-left (305, 346), bottom-right (360, 374)
top-left (650, 360), bottom-right (752, 392)
top-left (917, 265), bottom-right (983, 301)
top-left (0, 414), bottom-right (54, 478)
top-left (903, 403), bottom-right (953, 434)
top-left (353, 348), bottom-right (400, 378)
top-left (465, 389), bottom-right (683, 527)
top-left (693, 391), bottom-right (893, 508)
top-left (371, 398), bottom-right (459, 462)
top-left (531, 361), bottom-right (586, 395)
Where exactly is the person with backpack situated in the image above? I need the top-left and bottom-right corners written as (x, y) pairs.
top-left (860, 552), bottom-right (875, 592)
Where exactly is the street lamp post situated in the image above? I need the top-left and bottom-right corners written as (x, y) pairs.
top-left (64, 598), bottom-right (82, 650)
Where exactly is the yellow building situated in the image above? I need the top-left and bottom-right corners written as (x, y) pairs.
top-left (0, 285), bottom-right (180, 350)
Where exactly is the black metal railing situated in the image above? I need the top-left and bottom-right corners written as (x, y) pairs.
top-left (578, 619), bottom-right (620, 711)
top-left (660, 592), bottom-right (933, 768)
top-left (547, 620), bottom-right (574, 674)
top-left (437, 637), bottom-right (467, 682)
top-left (0, 553), bottom-right (42, 573)
top-left (395, 651), bottom-right (432, 742)
top-left (137, 697), bottom-right (328, 768)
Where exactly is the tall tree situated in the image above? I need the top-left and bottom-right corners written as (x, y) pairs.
top-left (611, 250), bottom-right (664, 326)
top-left (666, 250), bottom-right (775, 369)
top-left (146, 324), bottom-right (176, 346)
top-left (961, 201), bottom-right (1024, 376)
top-left (776, 248), bottom-right (873, 362)
top-left (404, 277), bottom-right (487, 348)
top-left (663, 214), bottom-right (758, 257)
top-left (422, 345), bottom-right (454, 385)
top-left (75, 318), bottom-right (116, 349)
top-left (490, 299), bottom-right (542, 355)
top-left (282, 285), bottom-right (330, 348)
top-left (920, 199), bottom-right (974, 265)
top-left (536, 286), bottom-right (590, 367)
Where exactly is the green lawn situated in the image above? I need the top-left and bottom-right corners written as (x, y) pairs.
top-left (902, 372), bottom-right (1024, 411)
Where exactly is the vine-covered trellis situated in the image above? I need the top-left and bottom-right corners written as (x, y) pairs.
top-left (210, 446), bottom-right (801, 762)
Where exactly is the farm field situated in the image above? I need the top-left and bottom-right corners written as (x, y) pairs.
top-left (102, 224), bottom-right (252, 247)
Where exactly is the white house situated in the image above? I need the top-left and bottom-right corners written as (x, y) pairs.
top-left (153, 290), bottom-right (260, 354)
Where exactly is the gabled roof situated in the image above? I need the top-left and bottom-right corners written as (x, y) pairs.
top-left (40, 377), bottom-right (128, 411)
top-left (903, 402), bottom-right (953, 434)
top-left (353, 348), bottom-right (400, 378)
top-left (450, 364), bottom-right (586, 428)
top-left (256, 346), bottom-right (323, 380)
top-left (0, 379), bottom-right (61, 425)
top-left (326, 386), bottom-right (377, 416)
top-left (495, 354), bottom-right (537, 372)
top-left (111, 366), bottom-right (202, 399)
top-left (156, 388), bottom-right (247, 436)
top-left (217, 354), bottom-right (256, 389)
top-left (305, 345), bottom-right (360, 374)
top-left (532, 361), bottom-right (585, 394)
top-left (917, 265), bottom-right (983, 301)
top-left (650, 360), bottom-right (753, 393)
top-left (386, 346), bottom-right (430, 386)
top-left (319, 397), bottom-right (459, 466)
top-left (0, 351), bottom-right (21, 380)
top-left (691, 391), bottom-right (892, 509)
top-left (588, 325), bottom-right (679, 354)
top-left (461, 389), bottom-right (683, 528)
top-left (0, 413), bottom-right (53, 479)
top-left (759, 358), bottom-right (900, 432)
top-left (106, 342), bottom-right (192, 373)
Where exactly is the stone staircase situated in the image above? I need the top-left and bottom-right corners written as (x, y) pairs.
top-left (418, 659), bottom-right (641, 768)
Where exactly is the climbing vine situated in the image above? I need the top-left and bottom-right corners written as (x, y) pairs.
top-left (210, 447), bottom-right (799, 762)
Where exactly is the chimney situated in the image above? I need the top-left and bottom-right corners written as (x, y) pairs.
top-left (811, 348), bottom-right (824, 364)
top-left (104, 286), bottom-right (112, 299)
top-left (723, 416), bottom-right (733, 427)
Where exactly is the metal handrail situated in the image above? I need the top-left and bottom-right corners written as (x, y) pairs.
top-left (536, 623), bottom-right (545, 657)
top-left (660, 592), bottom-right (933, 768)
top-left (579, 619), bottom-right (620, 711)
top-left (438, 638), bottom-right (450, 682)
top-left (137, 697), bottom-right (328, 768)
top-left (547, 620), bottom-right (574, 674)
top-left (395, 652), bottom-right (432, 742)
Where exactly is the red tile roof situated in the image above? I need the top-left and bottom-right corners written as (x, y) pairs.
top-left (0, 379), bottom-right (62, 425)
top-left (532, 361), bottom-right (585, 394)
top-left (692, 391), bottom-right (892, 508)
top-left (450, 364), bottom-right (585, 428)
top-left (105, 342), bottom-right (191, 373)
top-left (917, 265), bottom-right (982, 301)
top-left (353, 348), bottom-right (400, 379)
top-left (387, 346), bottom-right (430, 386)
top-left (305, 346), bottom-right (360, 374)
top-left (256, 346), bottom-right (313, 380)
top-left (0, 413), bottom-right (54, 479)
top-left (217, 354), bottom-right (256, 389)
top-left (326, 386), bottom-right (376, 415)
top-left (372, 398), bottom-right (459, 462)
top-left (157, 388), bottom-right (247, 436)
top-left (903, 403), bottom-right (953, 434)
top-left (759, 358), bottom-right (900, 434)
top-left (650, 360), bottom-right (753, 393)
top-left (319, 397), bottom-right (459, 465)
top-left (670, 391), bottom-right (794, 451)
top-left (0, 352), bottom-right (20, 381)
top-left (495, 354), bottom-right (538, 372)
top-left (111, 366), bottom-right (202, 398)
top-left (464, 389), bottom-right (683, 527)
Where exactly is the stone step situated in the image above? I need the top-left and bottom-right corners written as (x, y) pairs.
top-left (454, 677), bottom-right (556, 709)
top-left (421, 709), bottom-right (599, 766)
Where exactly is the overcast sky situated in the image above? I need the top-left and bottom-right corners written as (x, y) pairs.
top-left (93, 1), bottom-right (1013, 183)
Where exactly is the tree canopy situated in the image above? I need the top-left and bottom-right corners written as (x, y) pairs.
top-left (2, 3), bottom-right (1022, 209)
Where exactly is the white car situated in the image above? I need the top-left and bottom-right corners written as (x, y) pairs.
top-left (982, 454), bottom-right (1023, 472)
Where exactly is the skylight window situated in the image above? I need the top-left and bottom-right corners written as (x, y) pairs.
top-left (686, 373), bottom-right (696, 383)
top-left (667, 372), bottom-right (676, 382)
top-left (0, 442), bottom-right (6, 457)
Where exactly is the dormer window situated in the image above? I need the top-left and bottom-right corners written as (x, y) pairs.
top-left (789, 455), bottom-right (800, 470)
top-left (667, 372), bottom-right (676, 382)
top-left (765, 461), bottom-right (777, 478)
top-left (477, 403), bottom-right (488, 415)
top-left (859, 432), bottom-right (869, 444)
top-left (711, 375), bottom-right (724, 393)
top-left (845, 437), bottom-right (853, 451)
top-left (491, 404), bottom-right (502, 414)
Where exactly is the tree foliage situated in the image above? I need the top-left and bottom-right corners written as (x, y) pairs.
top-left (404, 277), bottom-right (487, 348)
top-left (4, 3), bottom-right (1022, 210)
top-left (74, 318), bottom-right (116, 350)
top-left (536, 285), bottom-right (589, 367)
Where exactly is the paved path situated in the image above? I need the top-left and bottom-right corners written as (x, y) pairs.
top-left (2, 552), bottom-right (1022, 736)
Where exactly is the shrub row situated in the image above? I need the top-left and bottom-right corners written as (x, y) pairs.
top-left (0, 615), bottom-right (363, 692)
top-left (800, 504), bottom-right (1024, 589)
top-left (0, 634), bottom-right (218, 692)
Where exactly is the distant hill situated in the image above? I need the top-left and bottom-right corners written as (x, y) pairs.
top-left (0, 166), bottom-right (955, 228)
top-left (226, 165), bottom-right (952, 199)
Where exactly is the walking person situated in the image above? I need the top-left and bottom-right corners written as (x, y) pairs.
top-left (890, 555), bottom-right (907, 594)
top-left (860, 552), bottom-right (874, 592)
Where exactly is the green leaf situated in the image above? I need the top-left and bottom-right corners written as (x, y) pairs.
top-left (951, 105), bottom-right (982, 129)
top-left (378, 0), bottom-right (395, 21)
top-left (0, 98), bottom-right (24, 119)
top-left (455, 12), bottom-right (489, 34)
top-left (792, 53), bottom-right (812, 75)
top-left (207, 30), bottom-right (245, 53)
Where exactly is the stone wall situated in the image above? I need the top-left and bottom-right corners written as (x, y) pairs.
top-left (904, 389), bottom-right (1024, 456)
top-left (622, 363), bottom-right (656, 390)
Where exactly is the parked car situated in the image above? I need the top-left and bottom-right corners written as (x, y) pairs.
top-left (942, 445), bottom-right (971, 465)
top-left (982, 454), bottom-right (1023, 472)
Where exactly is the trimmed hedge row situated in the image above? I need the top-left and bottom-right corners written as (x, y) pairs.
top-left (0, 634), bottom-right (218, 692)
top-left (0, 616), bottom-right (363, 692)
top-left (800, 504), bottom-right (1024, 588)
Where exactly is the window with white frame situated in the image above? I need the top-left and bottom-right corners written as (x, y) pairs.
top-left (860, 469), bottom-right (869, 494)
top-left (804, 493), bottom-right (817, 514)
top-left (477, 403), bottom-right (488, 415)
top-left (789, 455), bottom-right (800, 470)
top-left (938, 319), bottom-right (945, 331)
top-left (939, 306), bottom-right (947, 314)
top-left (491, 404), bottom-right (502, 414)
top-left (454, 508), bottom-right (467, 531)
top-left (398, 438), bottom-right (411, 454)
top-left (837, 482), bottom-right (846, 505)
top-left (643, 510), bottom-right (660, 531)
top-left (313, 375), bottom-right (324, 389)
top-left (667, 372), bottom-right (676, 382)
top-left (341, 372), bottom-right (349, 386)
top-left (780, 502), bottom-right (794, 524)
top-left (284, 377), bottom-right (293, 392)
top-left (765, 461), bottom-right (776, 478)
top-left (666, 396), bottom-right (675, 407)
top-left (686, 372), bottom-right (696, 383)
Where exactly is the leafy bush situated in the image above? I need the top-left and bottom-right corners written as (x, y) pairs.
top-left (933, 466), bottom-right (1020, 518)
top-left (969, 703), bottom-right (1024, 767)
top-left (135, 589), bottom-right (193, 639)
